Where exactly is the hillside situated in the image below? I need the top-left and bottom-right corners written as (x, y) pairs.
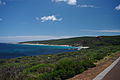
top-left (20, 35), bottom-right (120, 47)
top-left (0, 35), bottom-right (120, 80)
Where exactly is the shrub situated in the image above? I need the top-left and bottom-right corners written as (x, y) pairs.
top-left (38, 58), bottom-right (95, 80)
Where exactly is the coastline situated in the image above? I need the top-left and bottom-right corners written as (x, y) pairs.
top-left (20, 43), bottom-right (70, 47)
top-left (19, 43), bottom-right (89, 50)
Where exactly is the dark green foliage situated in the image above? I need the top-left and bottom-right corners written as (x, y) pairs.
top-left (37, 58), bottom-right (95, 80)
top-left (23, 64), bottom-right (54, 74)
top-left (0, 63), bottom-right (26, 80)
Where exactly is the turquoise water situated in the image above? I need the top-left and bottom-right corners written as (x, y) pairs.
top-left (0, 43), bottom-right (79, 59)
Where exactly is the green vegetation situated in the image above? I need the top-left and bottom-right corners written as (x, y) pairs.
top-left (20, 35), bottom-right (120, 47)
top-left (0, 35), bottom-right (120, 80)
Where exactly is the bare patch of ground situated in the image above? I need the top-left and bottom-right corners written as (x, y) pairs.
top-left (67, 52), bottom-right (120, 80)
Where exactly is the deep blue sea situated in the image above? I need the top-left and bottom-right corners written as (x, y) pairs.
top-left (0, 43), bottom-right (79, 59)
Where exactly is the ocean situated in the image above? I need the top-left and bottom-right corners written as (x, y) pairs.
top-left (0, 43), bottom-right (79, 59)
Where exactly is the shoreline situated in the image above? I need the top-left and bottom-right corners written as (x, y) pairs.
top-left (19, 43), bottom-right (89, 50)
top-left (20, 43), bottom-right (70, 47)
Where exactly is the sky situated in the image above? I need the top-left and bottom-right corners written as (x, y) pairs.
top-left (0, 0), bottom-right (120, 42)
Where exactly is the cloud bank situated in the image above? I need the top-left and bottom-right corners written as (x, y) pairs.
top-left (97, 30), bottom-right (120, 33)
top-left (81, 30), bottom-right (120, 33)
top-left (52, 0), bottom-right (77, 5)
top-left (77, 5), bottom-right (96, 8)
top-left (0, 35), bottom-right (76, 43)
top-left (36, 15), bottom-right (62, 22)
top-left (115, 4), bottom-right (120, 10)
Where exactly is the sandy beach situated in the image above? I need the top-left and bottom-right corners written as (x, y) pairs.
top-left (20, 43), bottom-right (89, 50)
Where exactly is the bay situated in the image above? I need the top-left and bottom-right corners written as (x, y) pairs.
top-left (0, 43), bottom-right (79, 59)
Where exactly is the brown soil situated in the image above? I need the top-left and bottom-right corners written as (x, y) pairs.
top-left (67, 52), bottom-right (120, 80)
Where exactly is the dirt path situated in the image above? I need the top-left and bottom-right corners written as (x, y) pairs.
top-left (67, 52), bottom-right (120, 80)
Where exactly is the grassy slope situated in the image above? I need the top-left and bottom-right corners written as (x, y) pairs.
top-left (0, 35), bottom-right (120, 80)
top-left (20, 35), bottom-right (120, 47)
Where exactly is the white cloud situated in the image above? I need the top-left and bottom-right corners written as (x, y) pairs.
top-left (36, 15), bottom-right (62, 22)
top-left (77, 4), bottom-right (95, 8)
top-left (52, 0), bottom-right (77, 5)
top-left (0, 18), bottom-right (3, 21)
top-left (80, 30), bottom-right (120, 33)
top-left (0, 0), bottom-right (6, 5)
top-left (97, 30), bottom-right (120, 33)
top-left (115, 4), bottom-right (120, 10)
top-left (0, 35), bottom-right (76, 43)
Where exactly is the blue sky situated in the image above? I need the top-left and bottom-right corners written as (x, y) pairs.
top-left (0, 0), bottom-right (120, 42)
